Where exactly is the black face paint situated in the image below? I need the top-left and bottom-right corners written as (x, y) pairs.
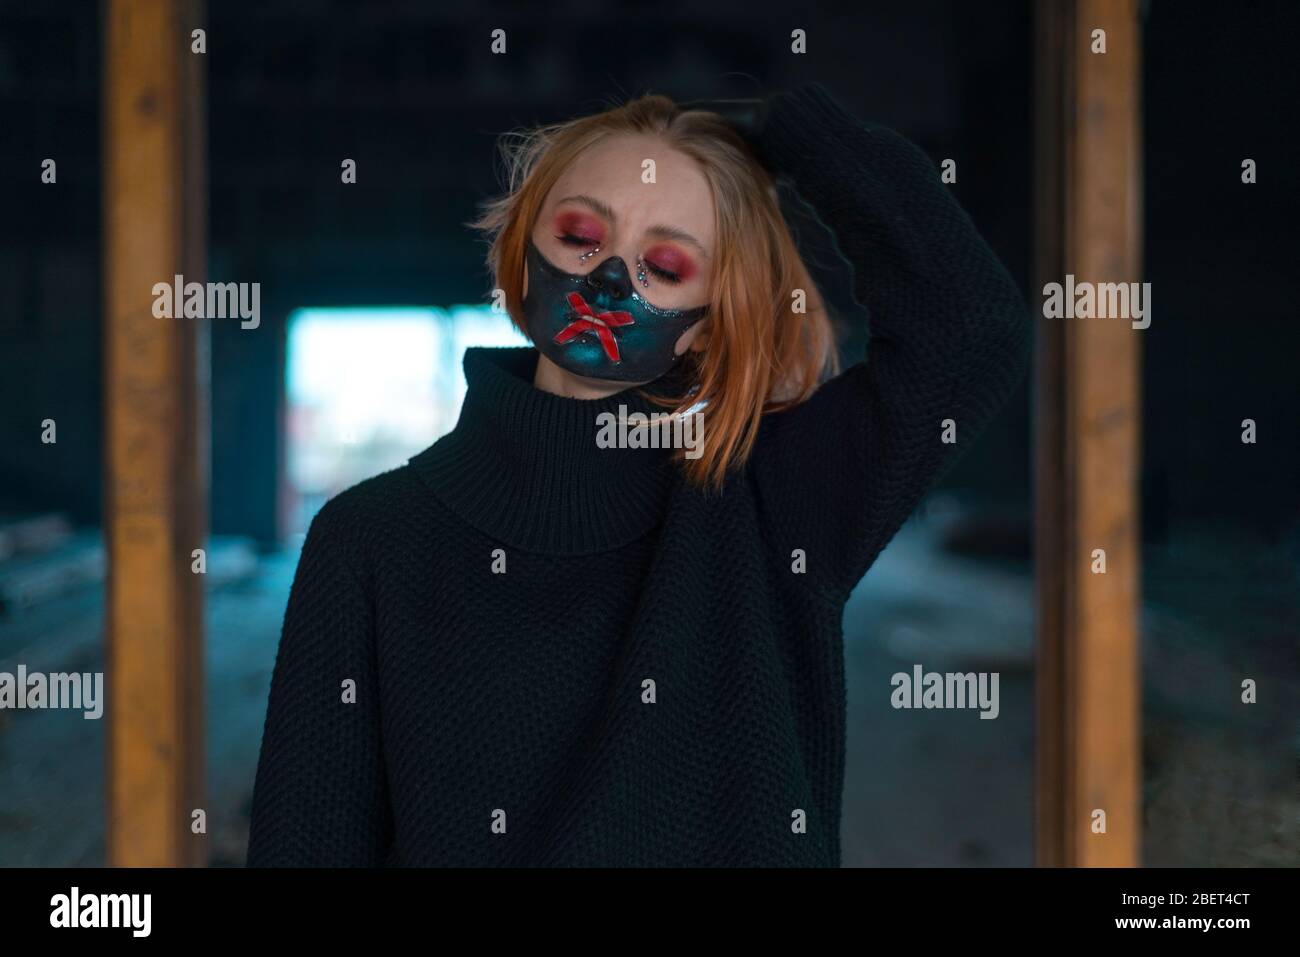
top-left (521, 240), bottom-right (708, 383)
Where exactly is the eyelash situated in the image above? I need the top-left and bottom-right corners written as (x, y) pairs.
top-left (557, 234), bottom-right (683, 285)
top-left (646, 262), bottom-right (681, 285)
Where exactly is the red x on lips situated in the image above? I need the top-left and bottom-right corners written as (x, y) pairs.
top-left (552, 292), bottom-right (634, 363)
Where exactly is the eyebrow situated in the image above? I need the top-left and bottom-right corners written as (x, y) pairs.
top-left (555, 194), bottom-right (710, 259)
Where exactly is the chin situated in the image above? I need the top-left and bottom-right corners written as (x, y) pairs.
top-left (537, 349), bottom-right (657, 391)
top-left (568, 368), bottom-right (652, 389)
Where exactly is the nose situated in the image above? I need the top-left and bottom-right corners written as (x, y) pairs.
top-left (585, 255), bottom-right (634, 301)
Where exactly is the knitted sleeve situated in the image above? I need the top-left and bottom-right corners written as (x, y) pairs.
top-left (749, 82), bottom-right (1032, 604)
top-left (246, 496), bottom-right (392, 865)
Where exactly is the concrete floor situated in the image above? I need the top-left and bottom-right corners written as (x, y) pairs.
top-left (0, 509), bottom-right (1294, 867)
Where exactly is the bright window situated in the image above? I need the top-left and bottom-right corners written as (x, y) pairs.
top-left (284, 305), bottom-right (528, 534)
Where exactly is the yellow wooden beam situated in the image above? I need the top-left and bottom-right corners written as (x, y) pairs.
top-left (104, 0), bottom-right (208, 867)
top-left (1034, 0), bottom-right (1143, 867)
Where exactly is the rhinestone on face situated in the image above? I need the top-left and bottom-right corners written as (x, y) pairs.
top-left (636, 258), bottom-right (650, 287)
top-left (579, 246), bottom-right (601, 263)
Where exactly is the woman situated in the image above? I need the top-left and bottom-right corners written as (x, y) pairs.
top-left (246, 83), bottom-right (1031, 867)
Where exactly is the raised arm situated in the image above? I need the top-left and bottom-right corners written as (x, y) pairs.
top-left (749, 83), bottom-right (1032, 603)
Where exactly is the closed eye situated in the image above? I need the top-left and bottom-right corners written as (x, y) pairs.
top-left (645, 262), bottom-right (681, 284)
top-left (643, 243), bottom-right (697, 284)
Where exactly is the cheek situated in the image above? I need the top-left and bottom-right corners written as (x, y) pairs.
top-left (673, 319), bottom-right (708, 356)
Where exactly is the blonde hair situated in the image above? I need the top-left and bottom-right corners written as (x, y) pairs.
top-left (471, 94), bottom-right (838, 490)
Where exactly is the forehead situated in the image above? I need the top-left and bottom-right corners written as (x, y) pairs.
top-left (545, 133), bottom-right (715, 245)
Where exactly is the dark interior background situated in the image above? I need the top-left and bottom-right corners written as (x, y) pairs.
top-left (3, 0), bottom-right (1041, 539)
top-left (6, 1), bottom-right (1297, 543)
top-left (0, 0), bottom-right (1296, 867)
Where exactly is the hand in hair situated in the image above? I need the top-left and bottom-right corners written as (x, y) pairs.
top-left (679, 97), bottom-right (770, 149)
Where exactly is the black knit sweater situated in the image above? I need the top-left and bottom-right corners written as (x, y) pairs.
top-left (246, 84), bottom-right (1031, 867)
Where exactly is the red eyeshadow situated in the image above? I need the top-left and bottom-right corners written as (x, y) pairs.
top-left (645, 244), bottom-right (697, 280)
top-left (555, 211), bottom-right (605, 243)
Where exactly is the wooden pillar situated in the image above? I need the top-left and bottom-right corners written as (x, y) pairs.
top-left (104, 0), bottom-right (208, 867)
top-left (1034, 0), bottom-right (1143, 867)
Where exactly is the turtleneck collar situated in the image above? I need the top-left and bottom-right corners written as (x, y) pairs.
top-left (407, 347), bottom-right (680, 555)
